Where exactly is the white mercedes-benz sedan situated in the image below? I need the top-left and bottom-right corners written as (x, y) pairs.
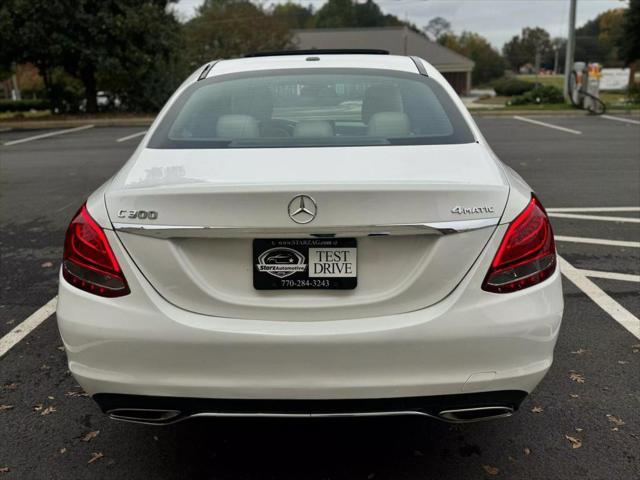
top-left (56, 50), bottom-right (563, 425)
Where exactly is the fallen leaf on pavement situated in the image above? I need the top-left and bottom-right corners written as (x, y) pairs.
top-left (41, 261), bottom-right (54, 268)
top-left (0, 405), bottom-right (14, 412)
top-left (571, 348), bottom-right (588, 354)
top-left (565, 435), bottom-right (582, 449)
top-left (569, 394), bottom-right (579, 398)
top-left (606, 415), bottom-right (625, 427)
top-left (0, 467), bottom-right (9, 474)
top-left (65, 390), bottom-right (88, 397)
top-left (523, 447), bottom-right (531, 455)
top-left (617, 360), bottom-right (628, 365)
top-left (60, 448), bottom-right (66, 454)
top-left (531, 406), bottom-right (544, 413)
top-left (569, 371), bottom-right (585, 383)
top-left (33, 404), bottom-right (43, 412)
top-left (82, 431), bottom-right (100, 442)
top-left (2, 383), bottom-right (18, 390)
top-left (88, 452), bottom-right (104, 464)
top-left (482, 465), bottom-right (499, 475)
top-left (575, 428), bottom-right (583, 432)
top-left (57, 346), bottom-right (65, 351)
top-left (40, 406), bottom-right (56, 416)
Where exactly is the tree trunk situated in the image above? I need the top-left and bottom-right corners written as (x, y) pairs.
top-left (81, 66), bottom-right (98, 114)
top-left (629, 60), bottom-right (638, 88)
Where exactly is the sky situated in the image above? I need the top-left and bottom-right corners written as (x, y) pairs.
top-left (173, 0), bottom-right (629, 49)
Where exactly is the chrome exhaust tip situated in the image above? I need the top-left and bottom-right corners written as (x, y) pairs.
top-left (108, 408), bottom-right (182, 424)
top-left (438, 406), bottom-right (514, 423)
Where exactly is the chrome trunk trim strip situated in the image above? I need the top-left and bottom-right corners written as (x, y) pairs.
top-left (111, 217), bottom-right (500, 239)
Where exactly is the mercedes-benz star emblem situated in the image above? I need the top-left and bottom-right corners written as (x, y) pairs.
top-left (288, 195), bottom-right (317, 224)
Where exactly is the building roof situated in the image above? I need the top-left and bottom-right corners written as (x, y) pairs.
top-left (293, 27), bottom-right (474, 73)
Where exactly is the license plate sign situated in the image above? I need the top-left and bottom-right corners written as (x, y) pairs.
top-left (253, 238), bottom-right (357, 290)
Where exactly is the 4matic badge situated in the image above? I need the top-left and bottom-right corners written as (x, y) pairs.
top-left (451, 205), bottom-right (495, 215)
top-left (256, 248), bottom-right (307, 278)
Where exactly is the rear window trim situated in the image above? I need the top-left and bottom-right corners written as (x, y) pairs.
top-left (148, 68), bottom-right (476, 149)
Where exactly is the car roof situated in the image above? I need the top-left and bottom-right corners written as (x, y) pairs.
top-left (199, 54), bottom-right (436, 80)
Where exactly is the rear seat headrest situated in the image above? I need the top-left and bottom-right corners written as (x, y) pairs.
top-left (231, 87), bottom-right (273, 121)
top-left (367, 112), bottom-right (411, 138)
top-left (293, 120), bottom-right (334, 138)
top-left (361, 84), bottom-right (403, 124)
top-left (216, 114), bottom-right (259, 138)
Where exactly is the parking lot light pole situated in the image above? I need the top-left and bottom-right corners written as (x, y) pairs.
top-left (563, 0), bottom-right (577, 101)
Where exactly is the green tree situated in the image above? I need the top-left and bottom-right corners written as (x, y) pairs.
top-left (0, 0), bottom-right (183, 113)
top-left (575, 8), bottom-right (625, 66)
top-left (312, 0), bottom-right (401, 28)
top-left (353, 0), bottom-right (402, 28)
top-left (503, 27), bottom-right (552, 71)
top-left (313, 0), bottom-right (355, 28)
top-left (272, 2), bottom-right (314, 29)
top-left (423, 17), bottom-right (451, 40)
top-left (440, 31), bottom-right (505, 84)
top-left (184, 1), bottom-right (292, 66)
top-left (620, 0), bottom-right (640, 64)
top-left (619, 0), bottom-right (640, 86)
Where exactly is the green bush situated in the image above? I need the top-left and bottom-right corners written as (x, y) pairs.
top-left (510, 85), bottom-right (565, 105)
top-left (627, 83), bottom-right (640, 104)
top-left (0, 99), bottom-right (51, 113)
top-left (493, 78), bottom-right (536, 96)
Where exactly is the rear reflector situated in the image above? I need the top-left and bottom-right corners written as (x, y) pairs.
top-left (482, 195), bottom-right (556, 293)
top-left (62, 204), bottom-right (130, 297)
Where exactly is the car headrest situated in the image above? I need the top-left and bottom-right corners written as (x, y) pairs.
top-left (216, 115), bottom-right (260, 138)
top-left (293, 120), bottom-right (334, 138)
top-left (361, 84), bottom-right (403, 124)
top-left (367, 112), bottom-right (411, 138)
top-left (231, 87), bottom-right (273, 121)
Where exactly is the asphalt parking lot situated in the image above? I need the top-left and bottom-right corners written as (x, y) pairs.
top-left (0, 114), bottom-right (639, 479)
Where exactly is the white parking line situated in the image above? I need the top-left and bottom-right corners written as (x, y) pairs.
top-left (555, 235), bottom-right (640, 248)
top-left (513, 116), bottom-right (582, 135)
top-left (0, 297), bottom-right (58, 359)
top-left (601, 115), bottom-right (640, 126)
top-left (0, 127), bottom-right (11, 133)
top-left (3, 125), bottom-right (94, 146)
top-left (559, 256), bottom-right (640, 340)
top-left (548, 207), bottom-right (640, 213)
top-left (578, 269), bottom-right (640, 283)
top-left (116, 130), bottom-right (147, 143)
top-left (549, 212), bottom-right (640, 224)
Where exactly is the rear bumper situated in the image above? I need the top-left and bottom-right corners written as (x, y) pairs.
top-left (94, 390), bottom-right (528, 425)
top-left (56, 226), bottom-right (564, 406)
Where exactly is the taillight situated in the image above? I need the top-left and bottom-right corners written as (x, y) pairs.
top-left (62, 204), bottom-right (130, 297)
top-left (482, 194), bottom-right (556, 293)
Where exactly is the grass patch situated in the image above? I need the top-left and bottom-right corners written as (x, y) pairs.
top-left (0, 110), bottom-right (52, 120)
top-left (516, 74), bottom-right (564, 89)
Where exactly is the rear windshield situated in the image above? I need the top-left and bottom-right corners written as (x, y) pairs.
top-left (148, 68), bottom-right (475, 149)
